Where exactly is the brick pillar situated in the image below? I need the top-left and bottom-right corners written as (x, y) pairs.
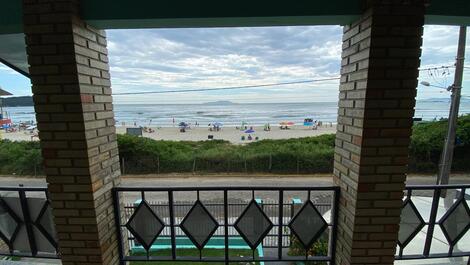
top-left (333, 1), bottom-right (425, 264)
top-left (22, 1), bottom-right (120, 264)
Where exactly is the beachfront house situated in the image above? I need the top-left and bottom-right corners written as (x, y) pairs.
top-left (0, 0), bottom-right (469, 264)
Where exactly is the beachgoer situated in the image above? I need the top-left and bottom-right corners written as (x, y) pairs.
top-left (247, 134), bottom-right (253, 140)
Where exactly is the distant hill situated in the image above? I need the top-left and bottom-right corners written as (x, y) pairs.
top-left (204, 100), bottom-right (236, 105)
top-left (1, 96), bottom-right (34, 107)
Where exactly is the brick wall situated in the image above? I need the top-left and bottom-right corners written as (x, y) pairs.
top-left (23, 0), bottom-right (120, 264)
top-left (334, 1), bottom-right (425, 264)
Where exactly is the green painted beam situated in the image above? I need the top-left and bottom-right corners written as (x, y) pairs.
top-left (1, 0), bottom-right (470, 78)
top-left (0, 1), bottom-right (23, 34)
top-left (80, 0), bottom-right (360, 20)
top-left (85, 16), bottom-right (360, 30)
top-left (1, 0), bottom-right (470, 34)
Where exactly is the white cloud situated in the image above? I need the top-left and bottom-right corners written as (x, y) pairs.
top-left (106, 25), bottom-right (469, 104)
top-left (107, 26), bottom-right (343, 103)
top-left (1, 25), bottom-right (468, 103)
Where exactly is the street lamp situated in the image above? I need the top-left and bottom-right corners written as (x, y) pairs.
top-left (420, 78), bottom-right (462, 187)
top-left (419, 81), bottom-right (452, 91)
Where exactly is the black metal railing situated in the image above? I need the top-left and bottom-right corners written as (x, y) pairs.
top-left (113, 186), bottom-right (340, 264)
top-left (122, 200), bottom-right (332, 249)
top-left (396, 184), bottom-right (470, 262)
top-left (0, 186), bottom-right (58, 259)
top-left (2, 183), bottom-right (467, 264)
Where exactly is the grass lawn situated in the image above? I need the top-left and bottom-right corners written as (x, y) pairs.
top-left (129, 248), bottom-right (260, 265)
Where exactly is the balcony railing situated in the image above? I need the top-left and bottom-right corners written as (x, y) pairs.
top-left (0, 184), bottom-right (469, 264)
top-left (112, 186), bottom-right (340, 264)
top-left (0, 186), bottom-right (58, 259)
top-left (395, 184), bottom-right (470, 262)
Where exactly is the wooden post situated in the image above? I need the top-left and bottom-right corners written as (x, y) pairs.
top-left (121, 157), bottom-right (125, 175)
top-left (157, 155), bottom-right (160, 174)
top-left (269, 154), bottom-right (273, 172)
top-left (296, 157), bottom-right (300, 174)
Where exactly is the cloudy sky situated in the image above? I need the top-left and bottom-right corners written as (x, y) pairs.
top-left (0, 25), bottom-right (469, 104)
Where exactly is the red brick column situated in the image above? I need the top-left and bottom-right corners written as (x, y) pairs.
top-left (22, 1), bottom-right (120, 264)
top-left (334, 1), bottom-right (425, 264)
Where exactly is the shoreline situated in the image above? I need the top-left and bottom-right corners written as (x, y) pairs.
top-left (116, 124), bottom-right (336, 144)
top-left (0, 124), bottom-right (336, 144)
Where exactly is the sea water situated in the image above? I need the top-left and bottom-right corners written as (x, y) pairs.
top-left (4, 99), bottom-right (470, 127)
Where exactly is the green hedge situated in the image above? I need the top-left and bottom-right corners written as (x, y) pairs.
top-left (0, 140), bottom-right (42, 175)
top-left (117, 133), bottom-right (335, 174)
top-left (408, 114), bottom-right (470, 172)
top-left (0, 114), bottom-right (469, 175)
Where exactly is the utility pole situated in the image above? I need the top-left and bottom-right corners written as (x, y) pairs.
top-left (437, 26), bottom-right (467, 186)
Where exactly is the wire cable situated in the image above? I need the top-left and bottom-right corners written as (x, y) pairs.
top-left (113, 65), bottom-right (458, 96)
top-left (113, 77), bottom-right (340, 95)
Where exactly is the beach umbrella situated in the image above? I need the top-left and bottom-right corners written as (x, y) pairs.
top-left (213, 122), bottom-right (223, 127)
top-left (244, 129), bottom-right (255, 133)
top-left (26, 125), bottom-right (37, 130)
top-left (178, 122), bottom-right (188, 128)
top-left (287, 121), bottom-right (295, 126)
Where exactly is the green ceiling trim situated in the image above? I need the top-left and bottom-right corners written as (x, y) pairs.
top-left (85, 16), bottom-right (360, 30)
top-left (0, 1), bottom-right (23, 34)
top-left (425, 15), bottom-right (470, 26)
top-left (1, 0), bottom-right (470, 34)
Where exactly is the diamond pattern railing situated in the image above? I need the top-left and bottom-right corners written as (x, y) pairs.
top-left (234, 199), bottom-right (273, 249)
top-left (180, 200), bottom-right (219, 249)
top-left (398, 199), bottom-right (425, 248)
top-left (126, 200), bottom-right (165, 250)
top-left (439, 198), bottom-right (470, 246)
top-left (0, 186), bottom-right (58, 259)
top-left (0, 184), bottom-right (467, 263)
top-left (289, 200), bottom-right (328, 249)
top-left (396, 184), bottom-right (470, 261)
top-left (113, 186), bottom-right (339, 264)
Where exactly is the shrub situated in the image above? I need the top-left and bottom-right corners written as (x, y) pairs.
top-left (288, 235), bottom-right (329, 265)
top-left (0, 114), bottom-right (469, 175)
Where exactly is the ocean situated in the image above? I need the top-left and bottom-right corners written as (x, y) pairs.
top-left (4, 100), bottom-right (470, 127)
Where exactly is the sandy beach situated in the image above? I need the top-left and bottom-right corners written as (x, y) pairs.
top-left (0, 125), bottom-right (336, 144)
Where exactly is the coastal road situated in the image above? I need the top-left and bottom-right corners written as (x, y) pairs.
top-left (0, 173), bottom-right (469, 203)
top-left (2, 173), bottom-right (469, 187)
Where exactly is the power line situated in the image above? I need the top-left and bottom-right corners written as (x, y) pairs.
top-left (113, 77), bottom-right (340, 95)
top-left (114, 64), bottom-right (458, 96)
top-left (419, 64), bottom-right (454, 71)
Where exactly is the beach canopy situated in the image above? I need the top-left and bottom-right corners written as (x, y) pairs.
top-left (304, 118), bottom-right (314, 126)
top-left (280, 121), bottom-right (295, 126)
top-left (244, 129), bottom-right (255, 133)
